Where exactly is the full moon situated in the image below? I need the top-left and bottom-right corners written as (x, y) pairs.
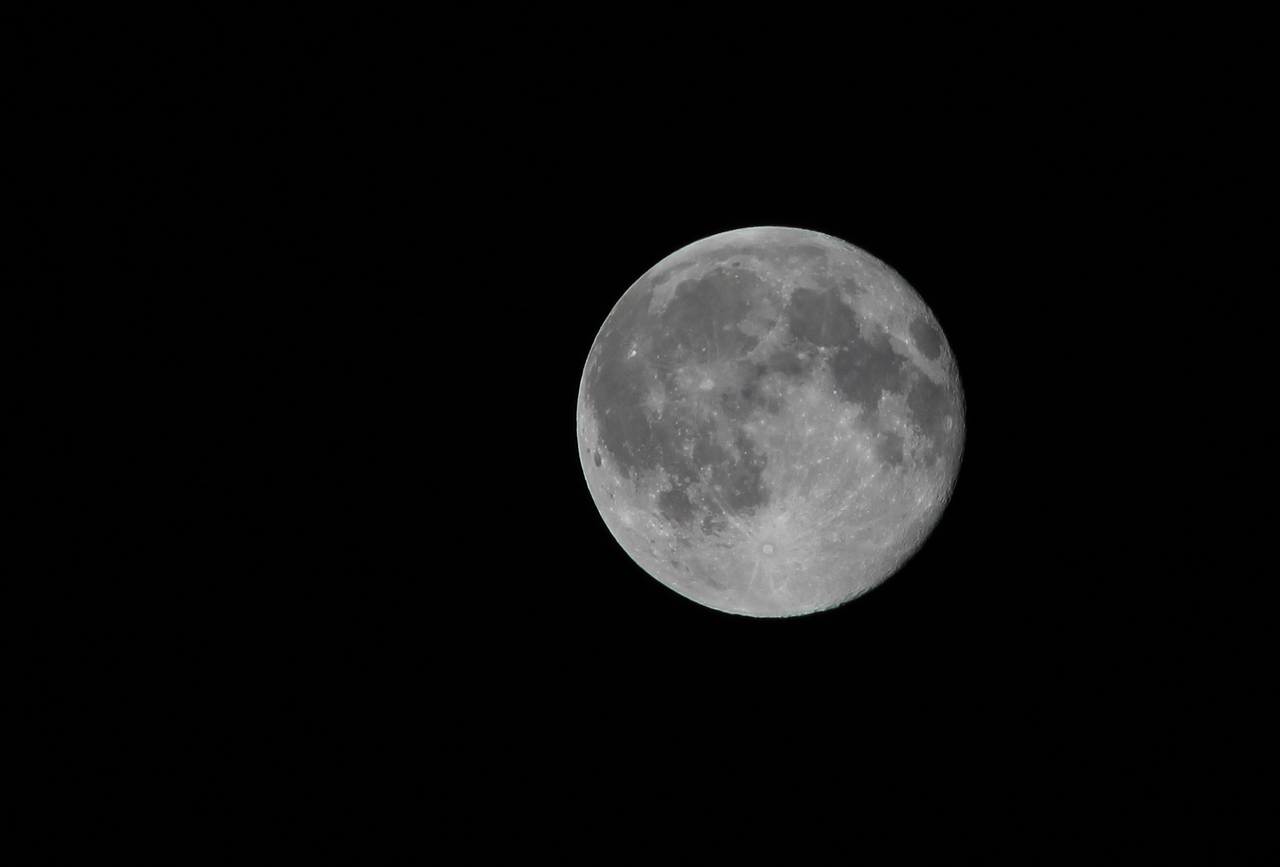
top-left (577, 227), bottom-right (964, 617)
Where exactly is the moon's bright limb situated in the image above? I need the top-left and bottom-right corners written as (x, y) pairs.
top-left (577, 227), bottom-right (965, 617)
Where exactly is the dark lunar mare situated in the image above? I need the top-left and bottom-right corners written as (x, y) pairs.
top-left (652, 268), bottom-right (761, 364)
top-left (788, 287), bottom-right (858, 347)
top-left (587, 239), bottom-right (957, 541)
top-left (830, 331), bottom-right (908, 417)
top-left (877, 431), bottom-right (905, 466)
top-left (906, 374), bottom-right (950, 454)
top-left (588, 280), bottom-right (662, 478)
top-left (788, 284), bottom-right (955, 463)
top-left (586, 264), bottom-right (773, 532)
top-left (784, 281), bottom-right (957, 466)
top-left (909, 317), bottom-right (942, 361)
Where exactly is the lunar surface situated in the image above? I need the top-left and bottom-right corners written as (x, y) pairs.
top-left (576, 227), bottom-right (964, 617)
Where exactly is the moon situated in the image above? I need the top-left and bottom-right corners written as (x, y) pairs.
top-left (577, 227), bottom-right (964, 617)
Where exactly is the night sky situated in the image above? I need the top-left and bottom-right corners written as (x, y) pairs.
top-left (35, 43), bottom-right (1240, 845)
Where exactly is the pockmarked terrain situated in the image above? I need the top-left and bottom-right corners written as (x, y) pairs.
top-left (578, 227), bottom-right (964, 617)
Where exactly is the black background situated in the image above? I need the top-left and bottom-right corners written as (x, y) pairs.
top-left (30, 29), bottom-right (1258, 848)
